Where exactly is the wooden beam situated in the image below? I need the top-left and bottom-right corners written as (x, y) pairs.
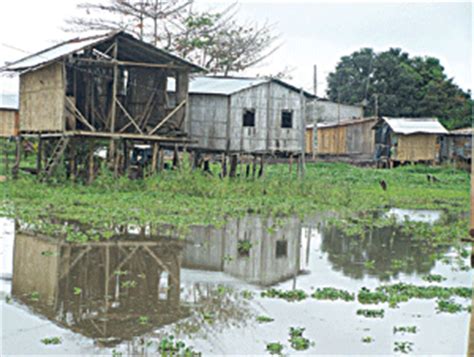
top-left (149, 100), bottom-right (186, 135)
top-left (115, 98), bottom-right (143, 134)
top-left (65, 97), bottom-right (96, 132)
top-left (65, 130), bottom-right (195, 143)
top-left (75, 58), bottom-right (186, 70)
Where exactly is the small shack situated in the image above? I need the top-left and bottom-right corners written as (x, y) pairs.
top-left (169, 76), bottom-right (314, 156)
top-left (1, 30), bottom-right (204, 180)
top-left (0, 93), bottom-right (19, 137)
top-left (373, 117), bottom-right (448, 166)
top-left (440, 127), bottom-right (472, 169)
top-left (314, 117), bottom-right (377, 159)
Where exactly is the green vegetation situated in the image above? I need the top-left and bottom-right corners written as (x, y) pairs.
top-left (422, 274), bottom-right (446, 283)
top-left (266, 342), bottom-right (284, 355)
top-left (261, 288), bottom-right (308, 302)
top-left (289, 327), bottom-right (311, 351)
top-left (73, 287), bottom-right (82, 295)
top-left (138, 316), bottom-right (149, 325)
top-left (30, 291), bottom-right (40, 302)
top-left (394, 341), bottom-right (414, 354)
top-left (358, 283), bottom-right (472, 308)
top-left (157, 335), bottom-right (201, 356)
top-left (311, 287), bottom-right (355, 302)
top-left (356, 309), bottom-right (385, 318)
top-left (436, 299), bottom-right (466, 314)
top-left (237, 239), bottom-right (253, 255)
top-left (327, 48), bottom-right (472, 129)
top-left (393, 326), bottom-right (417, 334)
top-left (1, 163), bottom-right (469, 241)
top-left (256, 315), bottom-right (274, 323)
top-left (362, 336), bottom-right (373, 343)
top-left (40, 337), bottom-right (62, 345)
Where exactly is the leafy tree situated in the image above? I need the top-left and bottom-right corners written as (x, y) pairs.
top-left (327, 48), bottom-right (472, 129)
top-left (65, 1), bottom-right (280, 75)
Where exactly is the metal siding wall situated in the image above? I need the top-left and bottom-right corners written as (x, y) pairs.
top-left (267, 82), bottom-right (303, 153)
top-left (229, 85), bottom-right (268, 152)
top-left (188, 94), bottom-right (229, 151)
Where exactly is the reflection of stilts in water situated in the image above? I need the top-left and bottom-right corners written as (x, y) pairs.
top-left (12, 233), bottom-right (186, 347)
top-left (468, 148), bottom-right (474, 356)
top-left (293, 226), bottom-right (312, 290)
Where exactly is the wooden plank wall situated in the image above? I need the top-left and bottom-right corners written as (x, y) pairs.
top-left (396, 135), bottom-right (437, 161)
top-left (20, 62), bottom-right (65, 132)
top-left (0, 109), bottom-right (19, 137)
top-left (305, 129), bottom-right (313, 154)
top-left (317, 126), bottom-right (346, 154)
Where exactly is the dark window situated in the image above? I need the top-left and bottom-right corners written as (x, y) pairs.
top-left (281, 110), bottom-right (293, 128)
top-left (243, 109), bottom-right (255, 127)
top-left (276, 240), bottom-right (288, 258)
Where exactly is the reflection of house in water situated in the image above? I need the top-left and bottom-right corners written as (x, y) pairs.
top-left (320, 224), bottom-right (445, 281)
top-left (12, 232), bottom-right (186, 346)
top-left (183, 216), bottom-right (304, 286)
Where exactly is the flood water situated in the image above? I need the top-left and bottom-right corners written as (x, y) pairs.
top-left (0, 210), bottom-right (472, 355)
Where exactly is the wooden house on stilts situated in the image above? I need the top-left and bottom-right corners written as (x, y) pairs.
top-left (373, 117), bottom-right (448, 167)
top-left (1, 31), bottom-right (204, 181)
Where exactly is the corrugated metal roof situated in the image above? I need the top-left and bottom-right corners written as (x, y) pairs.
top-left (169, 76), bottom-right (314, 97)
top-left (2, 31), bottom-right (205, 73)
top-left (2, 33), bottom-right (113, 71)
top-left (167, 76), bottom-right (268, 95)
top-left (449, 127), bottom-right (472, 135)
top-left (317, 117), bottom-right (377, 129)
top-left (382, 117), bottom-right (448, 135)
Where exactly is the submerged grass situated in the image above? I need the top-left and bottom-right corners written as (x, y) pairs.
top-left (1, 163), bottom-right (469, 240)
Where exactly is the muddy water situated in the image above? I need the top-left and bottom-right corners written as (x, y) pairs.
top-left (0, 211), bottom-right (472, 355)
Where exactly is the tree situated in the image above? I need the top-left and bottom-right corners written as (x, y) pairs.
top-left (65, 1), bottom-right (280, 75)
top-left (327, 48), bottom-right (472, 129)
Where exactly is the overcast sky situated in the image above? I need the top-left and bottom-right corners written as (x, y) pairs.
top-left (0, 0), bottom-right (472, 97)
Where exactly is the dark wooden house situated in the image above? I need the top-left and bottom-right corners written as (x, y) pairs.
top-left (1, 31), bottom-right (204, 180)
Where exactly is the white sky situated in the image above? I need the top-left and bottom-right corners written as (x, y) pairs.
top-left (0, 0), bottom-right (472, 97)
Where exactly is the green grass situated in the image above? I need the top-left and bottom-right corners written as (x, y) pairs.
top-left (1, 162), bottom-right (469, 240)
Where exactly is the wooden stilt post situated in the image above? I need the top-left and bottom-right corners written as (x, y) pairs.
top-left (258, 155), bottom-right (265, 178)
top-left (123, 140), bottom-right (129, 175)
top-left (36, 134), bottom-right (42, 175)
top-left (69, 137), bottom-right (76, 181)
top-left (252, 155), bottom-right (257, 178)
top-left (229, 154), bottom-right (238, 178)
top-left (289, 154), bottom-right (293, 174)
top-left (109, 40), bottom-right (119, 166)
top-left (246, 162), bottom-right (250, 178)
top-left (151, 143), bottom-right (158, 174)
top-left (158, 145), bottom-right (164, 172)
top-left (299, 88), bottom-right (306, 179)
top-left (4, 139), bottom-right (9, 175)
top-left (12, 136), bottom-right (20, 179)
top-left (88, 142), bottom-right (95, 185)
top-left (173, 144), bottom-right (179, 169)
top-left (221, 153), bottom-right (227, 178)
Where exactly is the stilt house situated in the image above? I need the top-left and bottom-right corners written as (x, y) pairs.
top-left (169, 76), bottom-right (314, 155)
top-left (440, 127), bottom-right (472, 169)
top-left (373, 117), bottom-right (448, 165)
top-left (314, 117), bottom-right (378, 159)
top-left (1, 31), bottom-right (204, 178)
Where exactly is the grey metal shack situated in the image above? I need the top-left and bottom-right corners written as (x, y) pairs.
top-left (169, 76), bottom-right (314, 155)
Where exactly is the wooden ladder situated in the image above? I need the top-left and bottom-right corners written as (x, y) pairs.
top-left (40, 136), bottom-right (70, 181)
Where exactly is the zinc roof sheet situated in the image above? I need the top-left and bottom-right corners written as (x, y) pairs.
top-left (382, 117), bottom-right (448, 135)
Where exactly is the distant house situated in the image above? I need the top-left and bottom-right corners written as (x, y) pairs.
top-left (304, 100), bottom-right (364, 155)
top-left (169, 76), bottom-right (314, 155)
top-left (373, 117), bottom-right (448, 166)
top-left (440, 127), bottom-right (472, 169)
top-left (313, 117), bottom-right (378, 158)
top-left (0, 94), bottom-right (19, 137)
top-left (306, 99), bottom-right (363, 124)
